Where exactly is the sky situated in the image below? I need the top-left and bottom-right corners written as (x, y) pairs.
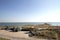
top-left (0, 0), bottom-right (60, 22)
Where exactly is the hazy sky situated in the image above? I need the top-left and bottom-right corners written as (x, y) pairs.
top-left (0, 0), bottom-right (60, 22)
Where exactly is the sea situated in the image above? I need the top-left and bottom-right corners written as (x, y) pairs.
top-left (0, 22), bottom-right (60, 26)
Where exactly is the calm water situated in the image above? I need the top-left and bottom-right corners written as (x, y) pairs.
top-left (0, 22), bottom-right (60, 26)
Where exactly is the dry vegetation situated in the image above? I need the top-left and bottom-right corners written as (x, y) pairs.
top-left (32, 29), bottom-right (60, 40)
top-left (22, 23), bottom-right (60, 40)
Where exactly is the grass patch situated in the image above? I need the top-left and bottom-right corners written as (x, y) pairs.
top-left (0, 37), bottom-right (10, 40)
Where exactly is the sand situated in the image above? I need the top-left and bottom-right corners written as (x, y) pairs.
top-left (0, 30), bottom-right (29, 38)
top-left (0, 30), bottom-right (49, 40)
top-left (0, 30), bottom-right (30, 40)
